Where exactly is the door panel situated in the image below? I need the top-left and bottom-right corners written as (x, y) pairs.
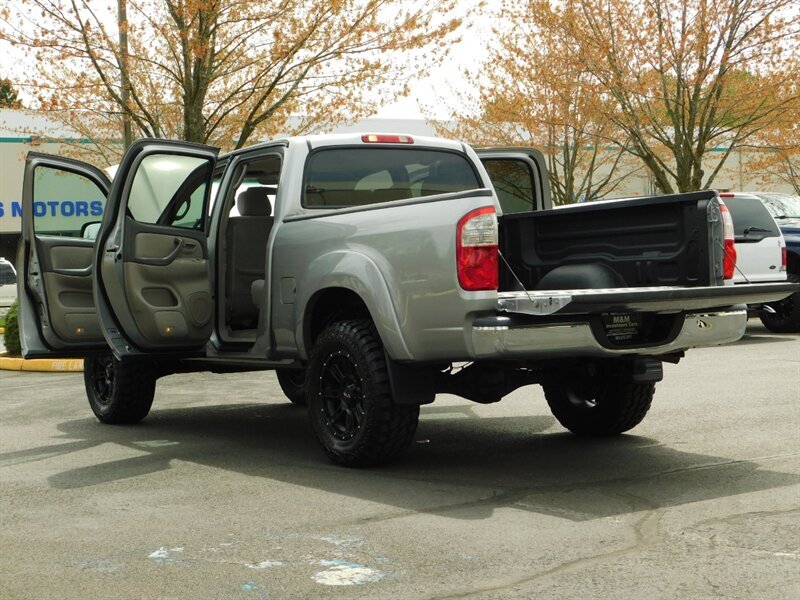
top-left (94, 140), bottom-right (218, 357)
top-left (39, 238), bottom-right (101, 342)
top-left (19, 153), bottom-right (110, 357)
top-left (123, 223), bottom-right (212, 346)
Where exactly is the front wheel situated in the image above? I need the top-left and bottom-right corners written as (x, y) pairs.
top-left (543, 375), bottom-right (655, 436)
top-left (306, 320), bottom-right (419, 467)
top-left (84, 356), bottom-right (156, 424)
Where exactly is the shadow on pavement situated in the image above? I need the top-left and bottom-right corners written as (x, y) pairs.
top-left (2, 401), bottom-right (797, 522)
top-left (736, 332), bottom-right (798, 346)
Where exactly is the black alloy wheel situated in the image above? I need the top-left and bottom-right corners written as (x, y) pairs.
top-left (318, 351), bottom-right (366, 441)
top-left (307, 320), bottom-right (419, 467)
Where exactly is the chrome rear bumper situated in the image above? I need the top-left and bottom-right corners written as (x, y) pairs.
top-left (470, 309), bottom-right (747, 359)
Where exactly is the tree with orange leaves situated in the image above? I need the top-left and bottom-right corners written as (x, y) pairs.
top-left (744, 61), bottom-right (800, 194)
top-left (442, 0), bottom-right (638, 204)
top-left (453, 0), bottom-right (799, 198)
top-left (550, 0), bottom-right (800, 194)
top-left (1, 0), bottom-right (462, 163)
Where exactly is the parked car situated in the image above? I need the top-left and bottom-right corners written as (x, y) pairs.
top-left (0, 257), bottom-right (17, 317)
top-left (721, 192), bottom-right (799, 332)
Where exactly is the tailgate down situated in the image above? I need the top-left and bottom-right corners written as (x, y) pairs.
top-left (497, 283), bottom-right (798, 316)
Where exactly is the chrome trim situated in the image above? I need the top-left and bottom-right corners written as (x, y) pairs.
top-left (471, 310), bottom-right (747, 359)
top-left (498, 287), bottom-right (684, 316)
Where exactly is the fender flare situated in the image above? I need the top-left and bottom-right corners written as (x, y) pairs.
top-left (295, 249), bottom-right (413, 361)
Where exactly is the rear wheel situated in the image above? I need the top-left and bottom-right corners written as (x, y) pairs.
top-left (276, 368), bottom-right (307, 406)
top-left (543, 375), bottom-right (655, 436)
top-left (759, 274), bottom-right (800, 333)
top-left (307, 320), bottom-right (419, 467)
top-left (84, 356), bottom-right (156, 424)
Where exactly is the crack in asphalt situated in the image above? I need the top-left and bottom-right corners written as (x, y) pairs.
top-left (424, 496), bottom-right (667, 599)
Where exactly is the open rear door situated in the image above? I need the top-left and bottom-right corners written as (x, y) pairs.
top-left (476, 148), bottom-right (552, 213)
top-left (94, 140), bottom-right (218, 358)
top-left (18, 153), bottom-right (111, 358)
top-left (94, 140), bottom-right (218, 359)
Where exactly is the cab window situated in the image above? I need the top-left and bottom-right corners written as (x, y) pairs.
top-left (127, 154), bottom-right (212, 229)
top-left (32, 166), bottom-right (107, 236)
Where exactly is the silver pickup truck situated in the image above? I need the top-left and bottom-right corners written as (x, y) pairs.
top-left (17, 134), bottom-right (797, 466)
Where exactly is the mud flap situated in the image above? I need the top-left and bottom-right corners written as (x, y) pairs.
top-left (384, 352), bottom-right (436, 405)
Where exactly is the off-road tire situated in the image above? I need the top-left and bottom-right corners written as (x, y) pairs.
top-left (276, 368), bottom-right (307, 406)
top-left (84, 356), bottom-right (156, 424)
top-left (759, 274), bottom-right (800, 333)
top-left (307, 320), bottom-right (419, 467)
top-left (543, 376), bottom-right (655, 436)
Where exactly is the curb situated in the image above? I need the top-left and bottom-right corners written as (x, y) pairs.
top-left (0, 356), bottom-right (83, 372)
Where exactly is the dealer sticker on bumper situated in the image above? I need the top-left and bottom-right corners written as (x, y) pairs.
top-left (601, 313), bottom-right (643, 342)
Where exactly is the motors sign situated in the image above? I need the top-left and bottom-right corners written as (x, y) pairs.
top-left (0, 199), bottom-right (104, 219)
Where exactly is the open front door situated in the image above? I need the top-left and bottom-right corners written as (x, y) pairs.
top-left (94, 140), bottom-right (218, 358)
top-left (18, 153), bottom-right (111, 358)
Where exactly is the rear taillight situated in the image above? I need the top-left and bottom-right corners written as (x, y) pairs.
top-left (781, 246), bottom-right (787, 272)
top-left (456, 206), bottom-right (498, 291)
top-left (719, 202), bottom-right (737, 280)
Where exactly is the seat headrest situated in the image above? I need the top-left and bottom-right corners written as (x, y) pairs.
top-left (237, 187), bottom-right (273, 217)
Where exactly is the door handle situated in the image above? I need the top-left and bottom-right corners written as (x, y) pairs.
top-left (136, 238), bottom-right (185, 266)
top-left (52, 265), bottom-right (93, 277)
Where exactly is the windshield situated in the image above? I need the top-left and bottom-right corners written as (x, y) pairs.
top-left (751, 193), bottom-right (800, 219)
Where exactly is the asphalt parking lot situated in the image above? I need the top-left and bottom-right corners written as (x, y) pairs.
top-left (1, 321), bottom-right (798, 599)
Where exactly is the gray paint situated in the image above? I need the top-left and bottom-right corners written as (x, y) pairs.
top-left (16, 134), bottom-right (800, 364)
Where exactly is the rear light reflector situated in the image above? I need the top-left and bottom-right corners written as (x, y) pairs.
top-left (456, 207), bottom-right (498, 291)
top-left (719, 202), bottom-right (737, 280)
top-left (781, 246), bottom-right (787, 272)
top-left (361, 134), bottom-right (414, 144)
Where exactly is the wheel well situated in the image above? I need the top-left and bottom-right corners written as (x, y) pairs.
top-left (304, 288), bottom-right (372, 351)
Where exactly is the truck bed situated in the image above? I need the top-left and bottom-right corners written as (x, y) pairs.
top-left (499, 191), bottom-right (721, 291)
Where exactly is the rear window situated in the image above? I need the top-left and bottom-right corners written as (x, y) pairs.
top-left (722, 197), bottom-right (780, 239)
top-left (304, 148), bottom-right (481, 208)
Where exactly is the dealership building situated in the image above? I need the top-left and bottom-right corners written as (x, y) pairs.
top-left (1, 108), bottom-right (794, 268)
top-left (0, 109), bottom-right (440, 266)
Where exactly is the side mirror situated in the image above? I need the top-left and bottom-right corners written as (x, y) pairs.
top-left (81, 221), bottom-right (102, 240)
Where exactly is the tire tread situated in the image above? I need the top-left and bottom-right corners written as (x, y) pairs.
top-left (84, 357), bottom-right (156, 424)
top-left (308, 320), bottom-right (419, 467)
top-left (544, 378), bottom-right (654, 436)
top-left (759, 273), bottom-right (800, 333)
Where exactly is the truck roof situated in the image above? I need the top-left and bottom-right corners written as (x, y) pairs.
top-left (220, 132), bottom-right (467, 161)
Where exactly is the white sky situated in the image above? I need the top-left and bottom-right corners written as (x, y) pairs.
top-left (374, 3), bottom-right (495, 119)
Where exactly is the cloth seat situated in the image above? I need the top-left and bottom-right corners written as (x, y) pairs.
top-left (225, 187), bottom-right (274, 328)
